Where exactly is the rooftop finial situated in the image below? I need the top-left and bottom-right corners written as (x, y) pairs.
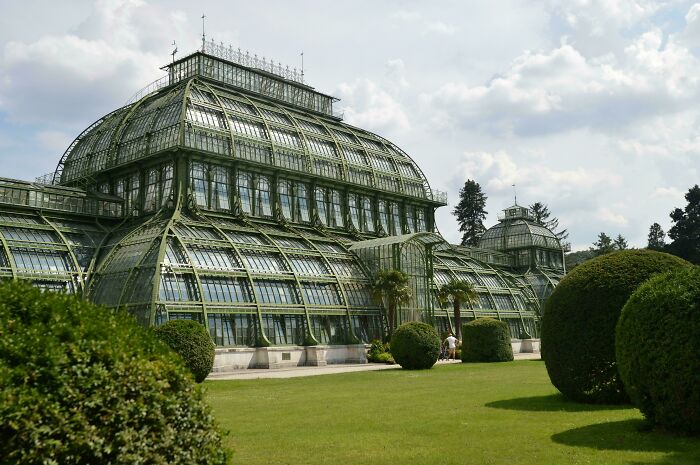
top-left (201, 14), bottom-right (206, 52)
top-left (300, 51), bottom-right (304, 83)
top-left (512, 184), bottom-right (518, 205)
top-left (171, 40), bottom-right (178, 64)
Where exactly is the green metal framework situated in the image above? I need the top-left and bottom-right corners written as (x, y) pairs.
top-left (0, 50), bottom-right (565, 344)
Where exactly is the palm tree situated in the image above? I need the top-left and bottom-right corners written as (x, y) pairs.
top-left (370, 269), bottom-right (411, 339)
top-left (438, 279), bottom-right (478, 339)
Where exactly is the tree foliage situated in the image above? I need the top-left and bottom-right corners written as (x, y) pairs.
top-left (667, 184), bottom-right (700, 264)
top-left (437, 279), bottom-right (478, 339)
top-left (647, 222), bottom-right (666, 251)
top-left (529, 201), bottom-right (569, 243)
top-left (541, 250), bottom-right (690, 404)
top-left (154, 319), bottom-right (216, 383)
top-left (0, 280), bottom-right (230, 465)
top-left (590, 232), bottom-right (628, 256)
top-left (370, 269), bottom-right (411, 339)
top-left (616, 267), bottom-right (700, 434)
top-left (390, 321), bottom-right (440, 370)
top-left (453, 179), bottom-right (488, 246)
top-left (461, 318), bottom-right (514, 363)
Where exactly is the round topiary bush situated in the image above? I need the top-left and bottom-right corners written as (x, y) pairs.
top-left (154, 319), bottom-right (216, 383)
top-left (461, 318), bottom-right (514, 362)
top-left (541, 249), bottom-right (690, 404)
top-left (616, 267), bottom-right (700, 434)
top-left (390, 321), bottom-right (440, 369)
top-left (0, 280), bottom-right (229, 464)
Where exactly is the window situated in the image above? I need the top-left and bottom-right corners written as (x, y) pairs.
top-left (351, 315), bottom-right (383, 343)
top-left (200, 276), bottom-right (252, 302)
top-left (296, 183), bottom-right (310, 223)
top-left (310, 315), bottom-right (348, 344)
top-left (0, 227), bottom-right (59, 243)
top-left (362, 196), bottom-right (375, 233)
top-left (159, 273), bottom-right (199, 301)
top-left (328, 259), bottom-right (364, 278)
top-left (186, 103), bottom-right (227, 129)
top-left (278, 180), bottom-right (293, 220)
top-left (11, 248), bottom-right (72, 273)
top-left (330, 190), bottom-right (344, 228)
top-left (344, 284), bottom-right (373, 306)
top-left (254, 280), bottom-right (299, 304)
top-left (208, 313), bottom-right (255, 347)
top-left (289, 256), bottom-right (328, 276)
top-left (390, 202), bottom-right (401, 235)
top-left (212, 165), bottom-right (230, 211)
top-left (188, 246), bottom-right (240, 270)
top-left (127, 173), bottom-right (140, 216)
top-left (315, 187), bottom-right (327, 226)
top-left (406, 206), bottom-right (415, 234)
top-left (237, 172), bottom-right (253, 214)
top-left (190, 162), bottom-right (208, 208)
top-left (225, 230), bottom-right (268, 245)
top-left (261, 314), bottom-right (304, 345)
top-left (241, 251), bottom-right (288, 273)
top-left (348, 194), bottom-right (360, 230)
top-left (378, 200), bottom-right (390, 234)
top-left (272, 236), bottom-right (311, 250)
top-left (416, 208), bottom-right (426, 232)
top-left (163, 238), bottom-right (189, 265)
top-left (256, 176), bottom-right (272, 217)
top-left (228, 115), bottom-right (266, 139)
top-left (302, 283), bottom-right (341, 306)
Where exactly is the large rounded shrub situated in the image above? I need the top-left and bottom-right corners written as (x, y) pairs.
top-left (0, 281), bottom-right (229, 465)
top-left (616, 267), bottom-right (700, 434)
top-left (542, 250), bottom-right (690, 404)
top-left (390, 321), bottom-right (440, 369)
top-left (461, 318), bottom-right (514, 362)
top-left (154, 319), bottom-right (215, 383)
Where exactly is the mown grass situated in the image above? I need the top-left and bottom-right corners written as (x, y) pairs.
top-left (205, 361), bottom-right (700, 465)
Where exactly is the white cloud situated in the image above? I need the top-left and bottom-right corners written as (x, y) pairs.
top-left (425, 21), bottom-right (457, 35)
top-left (0, 0), bottom-right (193, 125)
top-left (36, 130), bottom-right (72, 153)
top-left (596, 207), bottom-right (629, 227)
top-left (652, 186), bottom-right (685, 199)
top-left (423, 28), bottom-right (700, 136)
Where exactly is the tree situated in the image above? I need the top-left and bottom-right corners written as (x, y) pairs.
top-left (370, 269), bottom-right (411, 339)
top-left (614, 234), bottom-right (628, 250)
top-left (590, 232), bottom-right (628, 256)
top-left (453, 180), bottom-right (488, 246)
top-left (529, 201), bottom-right (569, 243)
top-left (591, 232), bottom-right (616, 256)
top-left (667, 184), bottom-right (700, 264)
top-left (437, 279), bottom-right (479, 340)
top-left (647, 222), bottom-right (666, 251)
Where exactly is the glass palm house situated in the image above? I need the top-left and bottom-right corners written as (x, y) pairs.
top-left (0, 41), bottom-right (564, 366)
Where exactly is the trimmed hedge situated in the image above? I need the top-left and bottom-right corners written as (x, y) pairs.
top-left (616, 267), bottom-right (700, 434)
top-left (542, 250), bottom-right (690, 404)
top-left (390, 321), bottom-right (440, 369)
top-left (154, 319), bottom-right (216, 383)
top-left (0, 280), bottom-right (229, 464)
top-left (461, 318), bottom-right (514, 362)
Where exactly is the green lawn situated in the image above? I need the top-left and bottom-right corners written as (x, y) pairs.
top-left (205, 361), bottom-right (700, 465)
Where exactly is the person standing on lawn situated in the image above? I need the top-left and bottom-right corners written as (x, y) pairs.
top-left (445, 331), bottom-right (458, 360)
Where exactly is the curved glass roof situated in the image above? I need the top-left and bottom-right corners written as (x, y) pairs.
top-left (478, 219), bottom-right (562, 251)
top-left (56, 77), bottom-right (442, 204)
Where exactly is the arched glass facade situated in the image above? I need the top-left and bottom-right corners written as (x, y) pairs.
top-left (0, 51), bottom-right (564, 346)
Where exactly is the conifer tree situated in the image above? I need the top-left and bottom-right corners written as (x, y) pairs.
top-left (453, 180), bottom-right (488, 246)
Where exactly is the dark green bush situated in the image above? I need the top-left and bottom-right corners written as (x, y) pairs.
top-left (461, 318), bottom-right (514, 362)
top-left (616, 267), bottom-right (700, 434)
top-left (542, 250), bottom-right (690, 404)
top-left (154, 319), bottom-right (216, 383)
top-left (390, 321), bottom-right (440, 369)
top-left (0, 280), bottom-right (229, 465)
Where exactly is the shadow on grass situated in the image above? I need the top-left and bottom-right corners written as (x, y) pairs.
top-left (552, 419), bottom-right (700, 465)
top-left (485, 393), bottom-right (631, 412)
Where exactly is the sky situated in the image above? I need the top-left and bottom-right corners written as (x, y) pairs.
top-left (0, 0), bottom-right (698, 251)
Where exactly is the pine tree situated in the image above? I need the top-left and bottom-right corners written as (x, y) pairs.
top-left (529, 201), bottom-right (569, 243)
top-left (647, 223), bottom-right (666, 251)
top-left (591, 232), bottom-right (615, 256)
top-left (614, 234), bottom-right (628, 250)
top-left (667, 185), bottom-right (700, 264)
top-left (453, 180), bottom-right (488, 246)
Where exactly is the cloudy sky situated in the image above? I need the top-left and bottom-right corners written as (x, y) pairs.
top-left (1, 0), bottom-right (698, 250)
